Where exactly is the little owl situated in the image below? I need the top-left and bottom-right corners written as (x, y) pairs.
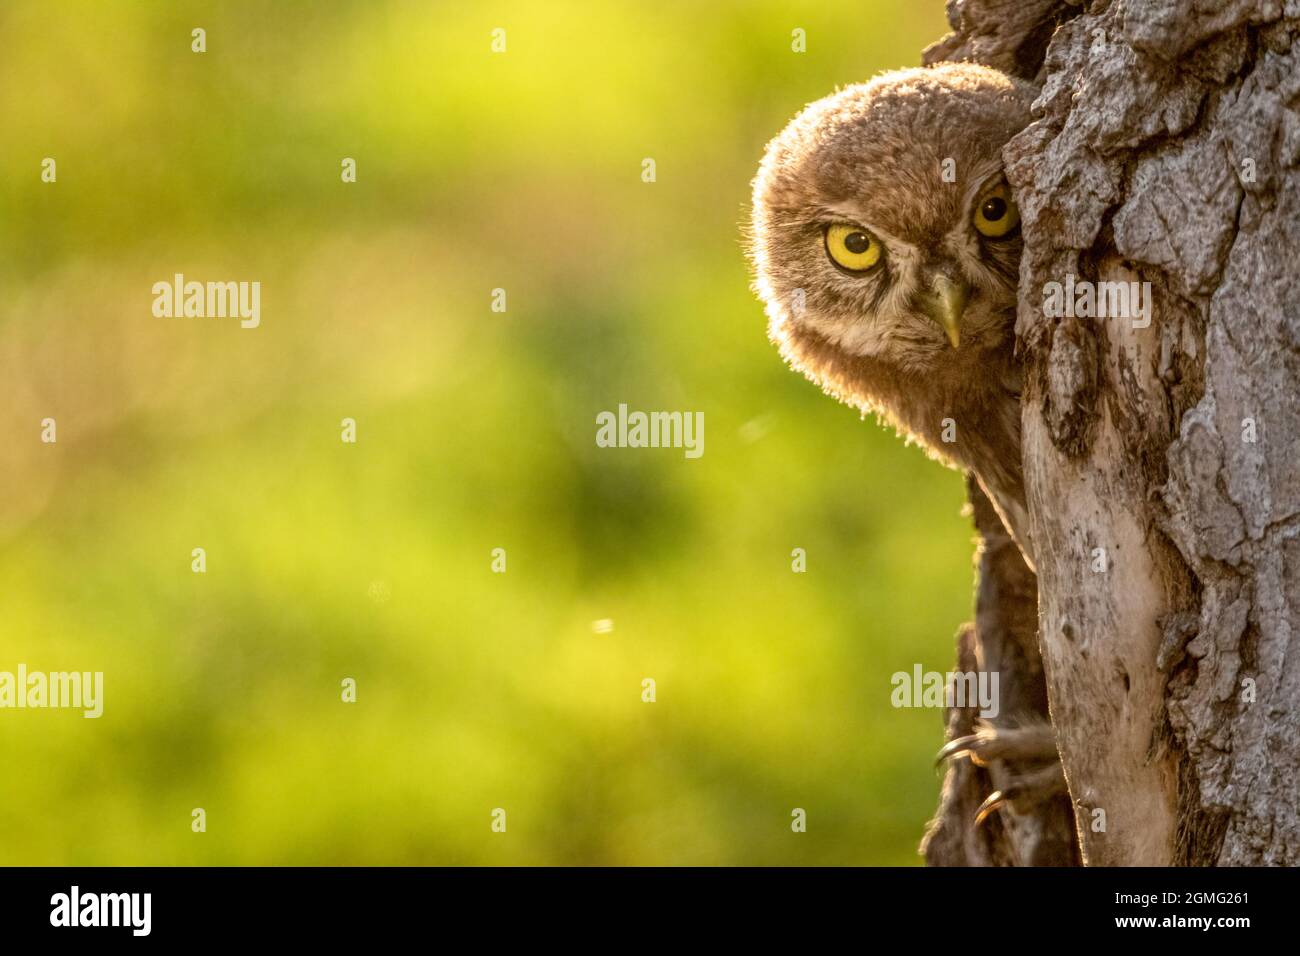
top-left (748, 62), bottom-right (1067, 830)
top-left (748, 62), bottom-right (1037, 568)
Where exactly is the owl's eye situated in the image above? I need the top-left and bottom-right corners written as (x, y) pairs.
top-left (973, 186), bottom-right (1021, 239)
top-left (825, 223), bottom-right (883, 273)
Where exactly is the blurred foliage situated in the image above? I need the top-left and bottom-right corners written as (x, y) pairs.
top-left (0, 0), bottom-right (972, 865)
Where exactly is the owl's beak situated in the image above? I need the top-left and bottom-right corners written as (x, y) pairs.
top-left (921, 273), bottom-right (969, 349)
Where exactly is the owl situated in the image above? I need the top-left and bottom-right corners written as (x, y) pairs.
top-left (748, 62), bottom-right (1037, 568)
top-left (749, 63), bottom-right (1067, 829)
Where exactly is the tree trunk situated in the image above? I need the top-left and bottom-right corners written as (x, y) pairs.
top-left (924, 0), bottom-right (1300, 865)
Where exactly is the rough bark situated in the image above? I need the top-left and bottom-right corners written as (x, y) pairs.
top-left (924, 0), bottom-right (1300, 865)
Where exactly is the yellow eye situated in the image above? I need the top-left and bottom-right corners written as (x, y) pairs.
top-left (825, 223), bottom-right (883, 272)
top-left (974, 186), bottom-right (1021, 239)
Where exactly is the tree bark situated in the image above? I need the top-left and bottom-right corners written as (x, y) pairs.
top-left (924, 0), bottom-right (1300, 865)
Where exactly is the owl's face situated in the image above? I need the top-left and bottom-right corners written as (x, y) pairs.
top-left (750, 64), bottom-right (1036, 376)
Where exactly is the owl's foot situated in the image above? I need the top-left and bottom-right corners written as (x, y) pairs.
top-left (972, 762), bottom-right (1068, 826)
top-left (936, 720), bottom-right (1067, 827)
top-left (935, 720), bottom-right (1058, 767)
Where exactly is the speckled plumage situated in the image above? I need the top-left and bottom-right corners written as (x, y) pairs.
top-left (748, 62), bottom-right (1038, 564)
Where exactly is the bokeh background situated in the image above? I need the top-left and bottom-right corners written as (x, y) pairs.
top-left (0, 0), bottom-right (975, 865)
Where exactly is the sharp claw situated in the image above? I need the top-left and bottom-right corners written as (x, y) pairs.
top-left (974, 790), bottom-right (1007, 827)
top-left (935, 734), bottom-right (981, 767)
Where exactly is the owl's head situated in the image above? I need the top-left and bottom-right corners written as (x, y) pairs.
top-left (749, 63), bottom-right (1036, 381)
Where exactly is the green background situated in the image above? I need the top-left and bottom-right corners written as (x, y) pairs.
top-left (0, 0), bottom-right (974, 865)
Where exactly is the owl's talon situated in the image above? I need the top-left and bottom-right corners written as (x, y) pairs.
top-left (936, 721), bottom-right (1068, 826)
top-left (972, 761), bottom-right (1068, 826)
top-left (974, 790), bottom-right (1008, 827)
top-left (937, 720), bottom-right (1059, 767)
top-left (935, 733), bottom-right (985, 767)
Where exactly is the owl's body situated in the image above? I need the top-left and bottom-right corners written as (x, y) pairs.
top-left (749, 63), bottom-right (1037, 565)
